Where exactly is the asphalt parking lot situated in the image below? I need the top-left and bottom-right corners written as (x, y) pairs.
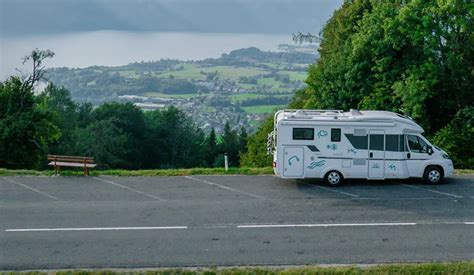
top-left (1, 174), bottom-right (473, 269)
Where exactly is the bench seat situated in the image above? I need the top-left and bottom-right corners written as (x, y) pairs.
top-left (48, 161), bottom-right (97, 168)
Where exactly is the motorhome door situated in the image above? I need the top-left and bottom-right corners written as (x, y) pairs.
top-left (368, 130), bottom-right (385, 179)
top-left (283, 147), bottom-right (304, 178)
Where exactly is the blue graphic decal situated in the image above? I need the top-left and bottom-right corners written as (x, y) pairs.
top-left (317, 130), bottom-right (328, 138)
top-left (288, 155), bottom-right (300, 166)
top-left (347, 148), bottom-right (357, 155)
top-left (307, 160), bottom-right (326, 169)
top-left (388, 164), bottom-right (396, 171)
top-left (327, 144), bottom-right (338, 151)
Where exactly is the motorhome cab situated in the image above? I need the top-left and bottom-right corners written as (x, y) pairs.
top-left (267, 109), bottom-right (453, 186)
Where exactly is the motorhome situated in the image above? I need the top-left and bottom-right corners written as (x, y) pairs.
top-left (267, 109), bottom-right (453, 186)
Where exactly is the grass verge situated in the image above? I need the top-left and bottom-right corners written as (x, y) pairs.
top-left (0, 167), bottom-right (472, 177)
top-left (0, 167), bottom-right (274, 177)
top-left (4, 262), bottom-right (474, 274)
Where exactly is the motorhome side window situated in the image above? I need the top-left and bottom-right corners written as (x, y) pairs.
top-left (331, 128), bottom-right (341, 142)
top-left (293, 128), bottom-right (314, 140)
top-left (407, 135), bottom-right (428, 153)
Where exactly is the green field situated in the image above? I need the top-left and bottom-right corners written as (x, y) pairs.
top-left (157, 63), bottom-right (206, 80)
top-left (242, 105), bottom-right (286, 113)
top-left (229, 93), bottom-right (263, 102)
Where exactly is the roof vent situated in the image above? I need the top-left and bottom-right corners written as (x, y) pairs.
top-left (295, 110), bottom-right (306, 116)
top-left (350, 109), bottom-right (362, 115)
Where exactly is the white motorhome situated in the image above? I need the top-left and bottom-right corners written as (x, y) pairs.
top-left (267, 109), bottom-right (453, 186)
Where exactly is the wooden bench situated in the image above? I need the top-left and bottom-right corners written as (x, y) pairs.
top-left (47, 155), bottom-right (97, 176)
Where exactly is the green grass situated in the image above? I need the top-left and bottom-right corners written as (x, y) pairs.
top-left (1, 167), bottom-right (471, 177)
top-left (242, 105), bottom-right (286, 113)
top-left (5, 262), bottom-right (474, 274)
top-left (0, 167), bottom-right (273, 177)
top-left (279, 70), bottom-right (308, 82)
top-left (157, 64), bottom-right (206, 80)
top-left (455, 169), bottom-right (474, 175)
top-left (256, 77), bottom-right (283, 87)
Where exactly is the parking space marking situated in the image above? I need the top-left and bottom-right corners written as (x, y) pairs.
top-left (301, 182), bottom-right (359, 198)
top-left (1, 177), bottom-right (59, 200)
top-left (400, 183), bottom-right (463, 198)
top-left (184, 176), bottom-right (266, 199)
top-left (6, 221), bottom-right (474, 233)
top-left (5, 226), bottom-right (187, 232)
top-left (93, 177), bottom-right (165, 201)
top-left (237, 222), bottom-right (416, 228)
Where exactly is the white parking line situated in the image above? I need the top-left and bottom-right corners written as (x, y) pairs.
top-left (400, 184), bottom-right (463, 198)
top-left (93, 177), bottom-right (165, 201)
top-left (6, 222), bottom-right (473, 232)
top-left (1, 177), bottom-right (59, 200)
top-left (302, 182), bottom-right (359, 198)
top-left (237, 222), bottom-right (416, 228)
top-left (5, 226), bottom-right (187, 232)
top-left (184, 176), bottom-right (266, 199)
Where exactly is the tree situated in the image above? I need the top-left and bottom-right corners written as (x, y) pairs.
top-left (240, 117), bottom-right (273, 167)
top-left (20, 48), bottom-right (55, 91)
top-left (38, 84), bottom-right (78, 155)
top-left (432, 107), bottom-right (474, 169)
top-left (0, 77), bottom-right (60, 169)
top-left (219, 122), bottom-right (240, 167)
top-left (204, 128), bottom-right (217, 167)
top-left (93, 102), bottom-right (148, 169)
top-left (238, 126), bottom-right (248, 157)
top-left (72, 119), bottom-right (128, 169)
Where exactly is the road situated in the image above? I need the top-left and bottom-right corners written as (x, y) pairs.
top-left (1, 174), bottom-right (473, 270)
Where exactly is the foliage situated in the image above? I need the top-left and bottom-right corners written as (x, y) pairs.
top-left (295, 0), bottom-right (473, 134)
top-left (432, 106), bottom-right (474, 168)
top-left (244, 0), bottom-right (474, 168)
top-left (240, 116), bottom-right (273, 167)
top-left (0, 77), bottom-right (60, 169)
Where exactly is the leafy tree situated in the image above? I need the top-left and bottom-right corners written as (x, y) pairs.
top-left (38, 84), bottom-right (78, 155)
top-left (432, 107), bottom-right (474, 169)
top-left (72, 119), bottom-right (128, 169)
top-left (244, 0), bottom-right (474, 168)
top-left (146, 106), bottom-right (206, 168)
top-left (0, 77), bottom-right (60, 169)
top-left (240, 117), bottom-right (273, 167)
top-left (93, 102), bottom-right (147, 169)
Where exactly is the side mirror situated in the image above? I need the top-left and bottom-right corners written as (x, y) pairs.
top-left (428, 146), bottom-right (433, 155)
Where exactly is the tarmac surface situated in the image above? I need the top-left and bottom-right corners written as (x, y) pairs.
top-left (1, 174), bottom-right (473, 270)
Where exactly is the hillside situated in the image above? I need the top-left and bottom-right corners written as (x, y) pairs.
top-left (45, 47), bottom-right (316, 132)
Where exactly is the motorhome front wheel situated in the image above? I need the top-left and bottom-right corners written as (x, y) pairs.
top-left (423, 166), bottom-right (444, 184)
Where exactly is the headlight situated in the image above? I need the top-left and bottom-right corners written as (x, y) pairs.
top-left (442, 153), bottom-right (450, 159)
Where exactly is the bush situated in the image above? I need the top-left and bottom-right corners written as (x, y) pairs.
top-left (433, 107), bottom-right (474, 169)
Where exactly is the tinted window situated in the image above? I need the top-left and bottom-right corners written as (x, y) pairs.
top-left (369, 134), bottom-right (384, 150)
top-left (331, 128), bottom-right (341, 142)
top-left (407, 135), bottom-right (428, 153)
top-left (385, 135), bottom-right (399, 151)
top-left (293, 128), bottom-right (314, 140)
top-left (345, 134), bottom-right (368, 149)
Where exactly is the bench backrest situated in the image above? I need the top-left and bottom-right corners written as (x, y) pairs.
top-left (47, 155), bottom-right (95, 163)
